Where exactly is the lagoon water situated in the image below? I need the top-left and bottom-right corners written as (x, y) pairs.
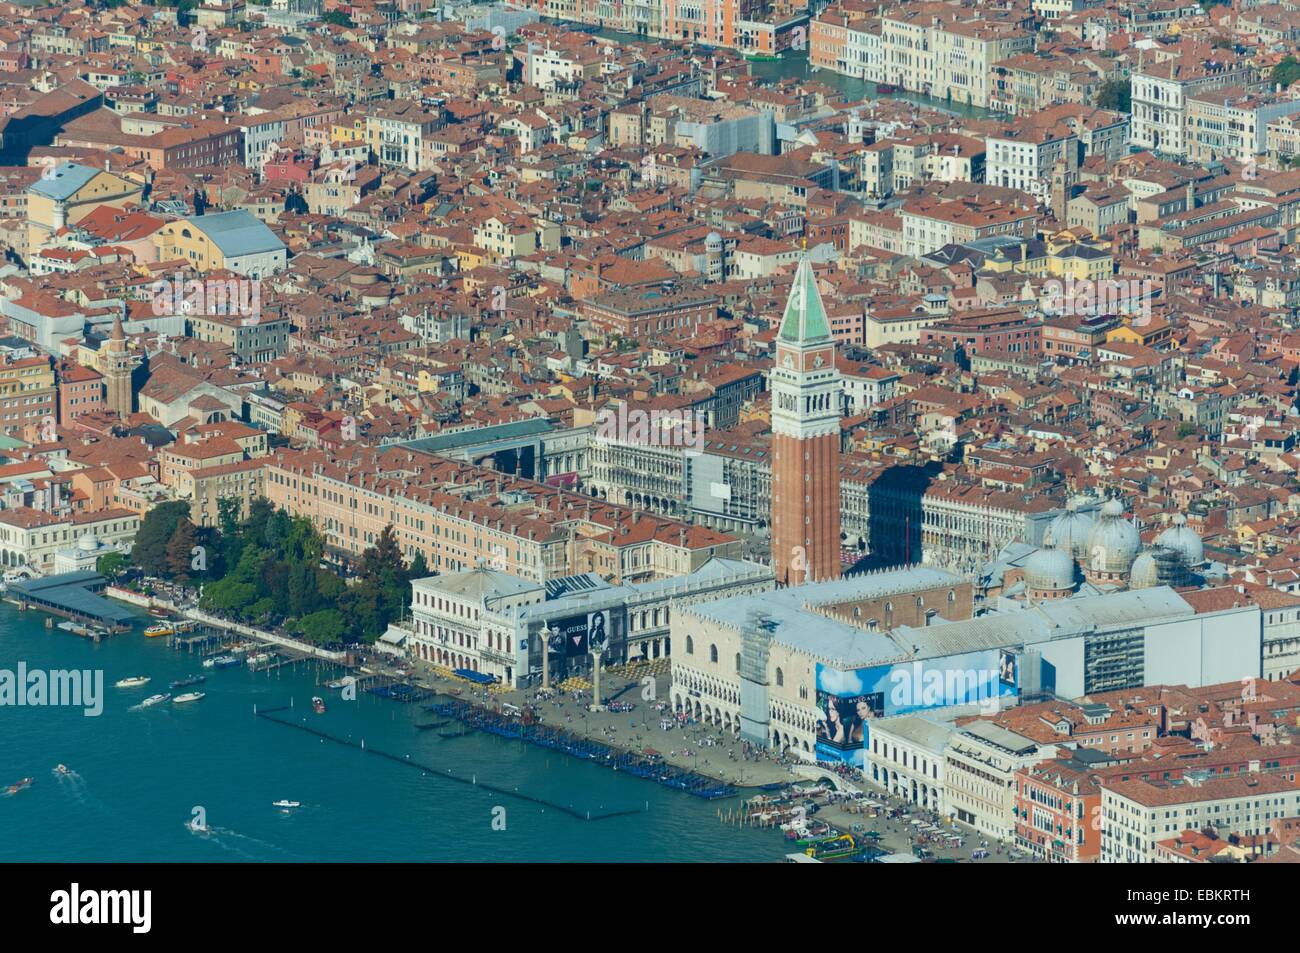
top-left (0, 604), bottom-right (774, 862)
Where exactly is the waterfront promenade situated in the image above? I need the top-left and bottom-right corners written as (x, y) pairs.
top-left (404, 659), bottom-right (798, 790)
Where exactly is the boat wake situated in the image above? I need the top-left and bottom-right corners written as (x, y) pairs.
top-left (55, 773), bottom-right (117, 818)
top-left (185, 822), bottom-right (309, 861)
top-left (184, 822), bottom-right (261, 860)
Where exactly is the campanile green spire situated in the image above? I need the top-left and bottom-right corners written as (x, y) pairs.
top-left (777, 255), bottom-right (832, 345)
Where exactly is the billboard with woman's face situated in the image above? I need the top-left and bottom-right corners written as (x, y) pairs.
top-left (814, 650), bottom-right (1019, 767)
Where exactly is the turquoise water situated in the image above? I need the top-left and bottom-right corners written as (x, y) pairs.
top-left (0, 604), bottom-right (775, 862)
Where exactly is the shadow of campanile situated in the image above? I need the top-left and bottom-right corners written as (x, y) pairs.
top-left (858, 463), bottom-right (941, 572)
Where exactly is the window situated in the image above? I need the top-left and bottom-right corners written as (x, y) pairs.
top-left (685, 636), bottom-right (694, 655)
top-left (776, 668), bottom-right (784, 687)
top-left (709, 644), bottom-right (718, 664)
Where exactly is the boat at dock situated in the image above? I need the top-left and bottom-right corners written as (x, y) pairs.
top-left (805, 834), bottom-right (864, 861)
top-left (57, 620), bottom-right (104, 638)
top-left (876, 83), bottom-right (898, 94)
top-left (115, 676), bottom-right (150, 688)
top-left (172, 692), bottom-right (205, 704)
top-left (210, 655), bottom-right (241, 668)
top-left (246, 652), bottom-right (272, 665)
top-left (312, 696), bottom-right (326, 714)
top-left (144, 623), bottom-right (176, 638)
top-left (324, 678), bottom-right (351, 689)
top-left (170, 675), bottom-right (206, 690)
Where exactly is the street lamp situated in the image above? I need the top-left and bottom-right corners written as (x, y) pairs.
top-left (540, 623), bottom-right (552, 690)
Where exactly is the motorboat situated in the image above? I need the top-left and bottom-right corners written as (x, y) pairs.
top-left (170, 675), bottom-right (206, 690)
top-left (172, 692), bottom-right (205, 704)
top-left (115, 676), bottom-right (151, 689)
top-left (53, 764), bottom-right (71, 777)
top-left (135, 693), bottom-right (170, 709)
top-left (144, 623), bottom-right (176, 638)
top-left (312, 696), bottom-right (326, 714)
top-left (213, 656), bottom-right (241, 668)
top-left (272, 800), bottom-right (300, 810)
top-left (201, 658), bottom-right (217, 668)
top-left (6, 777), bottom-right (33, 794)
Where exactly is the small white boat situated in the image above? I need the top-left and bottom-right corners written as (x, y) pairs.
top-left (172, 692), bottom-right (205, 704)
top-left (115, 676), bottom-right (150, 689)
top-left (136, 693), bottom-right (170, 708)
top-left (53, 764), bottom-right (71, 776)
top-left (272, 800), bottom-right (300, 810)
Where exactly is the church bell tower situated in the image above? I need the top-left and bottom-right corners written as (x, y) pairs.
top-left (770, 257), bottom-right (842, 585)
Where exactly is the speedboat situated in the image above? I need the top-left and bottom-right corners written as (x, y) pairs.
top-left (170, 675), bottom-right (206, 690)
top-left (136, 693), bottom-right (170, 708)
top-left (325, 678), bottom-right (350, 689)
top-left (6, 777), bottom-right (33, 794)
top-left (172, 692), bottom-right (205, 704)
top-left (272, 800), bottom-right (300, 810)
top-left (214, 656), bottom-right (241, 668)
top-left (312, 696), bottom-right (326, 714)
top-left (53, 764), bottom-right (71, 776)
top-left (144, 623), bottom-right (175, 638)
top-left (115, 676), bottom-right (150, 689)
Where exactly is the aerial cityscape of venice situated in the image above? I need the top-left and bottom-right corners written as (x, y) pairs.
top-left (0, 0), bottom-right (1295, 892)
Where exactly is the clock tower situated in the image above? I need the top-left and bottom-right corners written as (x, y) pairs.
top-left (771, 256), bottom-right (842, 586)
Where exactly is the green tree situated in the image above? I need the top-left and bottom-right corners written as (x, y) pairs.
top-left (165, 518), bottom-right (198, 583)
top-left (360, 524), bottom-right (404, 583)
top-left (321, 9), bottom-right (353, 27)
top-left (97, 551), bottom-right (129, 580)
top-left (200, 578), bottom-right (257, 616)
top-left (287, 561), bottom-right (320, 617)
top-left (131, 501), bottom-right (192, 576)
top-left (1274, 56), bottom-right (1300, 90)
top-left (1177, 422), bottom-right (1199, 439)
top-left (296, 608), bottom-right (346, 646)
top-left (214, 496), bottom-right (243, 576)
top-left (407, 551), bottom-right (429, 580)
top-left (246, 596), bottom-right (276, 624)
top-left (1095, 79), bottom-right (1131, 113)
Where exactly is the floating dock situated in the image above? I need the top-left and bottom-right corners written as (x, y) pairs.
top-left (5, 572), bottom-right (135, 634)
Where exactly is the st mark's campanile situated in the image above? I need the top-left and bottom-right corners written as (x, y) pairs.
top-left (770, 256), bottom-right (842, 586)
